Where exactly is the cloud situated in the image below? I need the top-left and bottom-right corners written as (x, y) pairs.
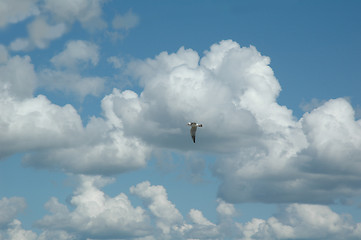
top-left (121, 42), bottom-right (261, 152)
top-left (0, 55), bottom-right (83, 159)
top-left (27, 17), bottom-right (67, 49)
top-left (1, 179), bottom-right (356, 240)
top-left (237, 204), bottom-right (361, 240)
top-left (22, 90), bottom-right (151, 175)
top-left (0, 0), bottom-right (39, 28)
top-left (1, 179), bottom-right (360, 240)
top-left (9, 38), bottom-right (31, 52)
top-left (0, 45), bottom-right (9, 63)
top-left (0, 196), bottom-right (74, 240)
top-left (0, 94), bottom-right (84, 159)
top-left (36, 176), bottom-right (150, 239)
top-left (38, 40), bottom-right (104, 99)
top-left (300, 98), bottom-right (327, 112)
top-left (130, 181), bottom-right (184, 235)
top-left (0, 197), bottom-right (38, 240)
top-left (112, 10), bottom-right (139, 30)
top-left (9, 17), bottom-right (67, 51)
top-left (0, 52), bottom-right (149, 174)
top-left (3, 38), bottom-right (361, 206)
top-left (107, 56), bottom-right (123, 69)
top-left (0, 54), bottom-right (36, 99)
top-left (118, 40), bottom-right (361, 204)
top-left (50, 40), bottom-right (99, 69)
top-left (1, 220), bottom-right (38, 240)
top-left (0, 197), bottom-right (26, 227)
top-left (8, 0), bottom-right (107, 51)
top-left (107, 10), bottom-right (140, 41)
top-left (43, 0), bottom-right (106, 31)
top-left (39, 70), bottom-right (105, 98)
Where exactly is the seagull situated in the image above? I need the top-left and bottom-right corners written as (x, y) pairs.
top-left (187, 122), bottom-right (202, 143)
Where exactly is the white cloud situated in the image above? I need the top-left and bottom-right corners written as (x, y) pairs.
top-left (9, 38), bottom-right (31, 51)
top-left (38, 40), bottom-right (104, 99)
top-left (0, 54), bottom-right (36, 99)
top-left (1, 220), bottom-right (38, 240)
top-left (216, 199), bottom-right (236, 217)
top-left (7, 39), bottom-right (354, 205)
top-left (39, 69), bottom-right (105, 98)
top-left (130, 181), bottom-right (184, 236)
top-left (236, 204), bottom-right (361, 240)
top-left (0, 55), bottom-right (84, 160)
top-left (27, 17), bottom-right (67, 49)
top-left (2, 180), bottom-right (360, 240)
top-left (50, 40), bottom-right (99, 69)
top-left (118, 39), bottom-right (361, 204)
top-left (107, 56), bottom-right (123, 69)
top-left (36, 176), bottom-right (150, 239)
top-left (0, 197), bottom-right (38, 240)
top-left (187, 209), bottom-right (220, 239)
top-left (0, 94), bottom-right (84, 159)
top-left (22, 91), bottom-right (151, 174)
top-left (0, 45), bottom-right (9, 63)
top-left (0, 0), bottom-right (39, 28)
top-left (112, 10), bottom-right (139, 30)
top-left (0, 52), bottom-right (148, 174)
top-left (43, 0), bottom-right (106, 31)
top-left (301, 98), bottom-right (361, 174)
top-left (2, 180), bottom-right (355, 240)
top-left (0, 197), bottom-right (26, 227)
top-left (299, 98), bottom-right (327, 112)
top-left (7, 0), bottom-right (107, 52)
top-left (107, 10), bottom-right (139, 41)
top-left (9, 17), bottom-right (67, 51)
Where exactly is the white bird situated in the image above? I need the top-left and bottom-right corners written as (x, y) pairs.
top-left (187, 122), bottom-right (202, 143)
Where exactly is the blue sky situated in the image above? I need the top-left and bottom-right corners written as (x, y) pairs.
top-left (1, 0), bottom-right (361, 239)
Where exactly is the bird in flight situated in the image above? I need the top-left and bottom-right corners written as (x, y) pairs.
top-left (187, 122), bottom-right (202, 143)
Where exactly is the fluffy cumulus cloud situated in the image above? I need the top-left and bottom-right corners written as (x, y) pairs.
top-left (36, 176), bottom-right (150, 239)
top-left (237, 204), bottom-right (361, 240)
top-left (2, 36), bottom-right (361, 238)
top-left (0, 54), bottom-right (36, 99)
top-left (0, 197), bottom-right (38, 240)
top-left (112, 39), bottom-right (361, 204)
top-left (0, 50), bottom-right (149, 174)
top-left (130, 181), bottom-right (185, 236)
top-left (0, 197), bottom-right (26, 227)
top-left (3, 38), bottom-right (361, 203)
top-left (22, 84), bottom-right (150, 174)
top-left (0, 178), bottom-right (360, 240)
top-left (0, 53), bottom-right (86, 158)
top-left (0, 53), bottom-right (84, 159)
top-left (1, 179), bottom-right (357, 240)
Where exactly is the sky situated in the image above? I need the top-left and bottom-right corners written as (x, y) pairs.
top-left (1, 0), bottom-right (361, 239)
